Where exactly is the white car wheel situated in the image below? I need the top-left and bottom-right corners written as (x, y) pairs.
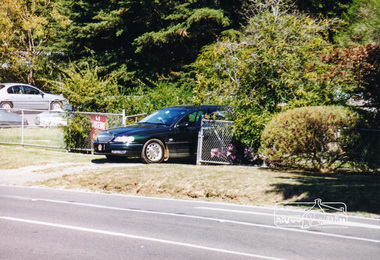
top-left (0, 102), bottom-right (12, 110)
top-left (51, 101), bottom-right (63, 111)
top-left (142, 139), bottom-right (165, 163)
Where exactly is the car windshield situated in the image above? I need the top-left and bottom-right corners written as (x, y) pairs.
top-left (139, 108), bottom-right (189, 126)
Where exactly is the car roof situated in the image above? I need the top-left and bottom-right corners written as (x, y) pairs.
top-left (1, 83), bottom-right (33, 86)
top-left (166, 105), bottom-right (222, 110)
top-left (0, 83), bottom-right (34, 89)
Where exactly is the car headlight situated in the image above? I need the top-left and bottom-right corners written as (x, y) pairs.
top-left (114, 136), bottom-right (135, 143)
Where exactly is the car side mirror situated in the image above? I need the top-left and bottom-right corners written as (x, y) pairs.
top-left (41, 92), bottom-right (44, 98)
top-left (177, 122), bottom-right (190, 128)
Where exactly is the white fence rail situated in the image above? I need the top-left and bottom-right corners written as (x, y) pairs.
top-left (0, 108), bottom-right (146, 151)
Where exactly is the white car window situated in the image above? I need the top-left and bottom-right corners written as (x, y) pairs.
top-left (23, 86), bottom-right (40, 95)
top-left (7, 86), bottom-right (23, 94)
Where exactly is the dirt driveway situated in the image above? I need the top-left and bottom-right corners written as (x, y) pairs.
top-left (0, 162), bottom-right (141, 185)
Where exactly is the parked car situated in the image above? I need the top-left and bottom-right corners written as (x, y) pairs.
top-left (35, 111), bottom-right (67, 127)
top-left (0, 83), bottom-right (69, 111)
top-left (93, 105), bottom-right (228, 163)
top-left (0, 109), bottom-right (28, 127)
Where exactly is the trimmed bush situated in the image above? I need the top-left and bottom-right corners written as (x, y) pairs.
top-left (260, 106), bottom-right (361, 173)
top-left (63, 113), bottom-right (91, 150)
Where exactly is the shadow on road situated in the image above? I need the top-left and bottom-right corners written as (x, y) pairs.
top-left (269, 172), bottom-right (380, 214)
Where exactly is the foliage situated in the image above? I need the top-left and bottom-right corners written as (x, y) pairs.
top-left (53, 0), bottom-right (237, 86)
top-left (321, 44), bottom-right (380, 128)
top-left (335, 0), bottom-right (380, 46)
top-left (351, 129), bottom-right (380, 173)
top-left (47, 63), bottom-right (125, 113)
top-left (194, 9), bottom-right (350, 146)
top-left (0, 0), bottom-right (64, 85)
top-left (123, 80), bottom-right (193, 115)
top-left (260, 106), bottom-right (361, 173)
top-left (294, 0), bottom-right (353, 17)
top-left (62, 112), bottom-right (91, 150)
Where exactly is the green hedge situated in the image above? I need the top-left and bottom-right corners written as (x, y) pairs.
top-left (260, 106), bottom-right (361, 173)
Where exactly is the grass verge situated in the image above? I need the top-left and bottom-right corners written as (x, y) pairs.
top-left (0, 145), bottom-right (102, 169)
top-left (40, 160), bottom-right (380, 217)
top-left (1, 145), bottom-right (379, 217)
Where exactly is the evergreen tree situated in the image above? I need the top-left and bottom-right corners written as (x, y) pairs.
top-left (54, 0), bottom-right (241, 87)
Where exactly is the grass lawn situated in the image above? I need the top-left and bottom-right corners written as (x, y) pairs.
top-left (0, 127), bottom-right (65, 147)
top-left (1, 145), bottom-right (379, 217)
top-left (0, 145), bottom-right (101, 169)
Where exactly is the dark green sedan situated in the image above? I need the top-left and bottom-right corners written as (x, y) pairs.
top-left (93, 105), bottom-right (226, 163)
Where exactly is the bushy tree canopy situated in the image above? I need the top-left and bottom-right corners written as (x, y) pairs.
top-left (194, 9), bottom-right (354, 146)
top-left (0, 0), bottom-right (62, 85)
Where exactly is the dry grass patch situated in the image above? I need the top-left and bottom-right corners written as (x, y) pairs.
top-left (38, 163), bottom-right (380, 216)
top-left (39, 164), bottom-right (299, 206)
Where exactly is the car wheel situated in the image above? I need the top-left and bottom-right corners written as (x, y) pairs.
top-left (141, 139), bottom-right (165, 163)
top-left (0, 102), bottom-right (13, 110)
top-left (50, 101), bottom-right (63, 111)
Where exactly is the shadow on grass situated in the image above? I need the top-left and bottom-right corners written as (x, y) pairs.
top-left (91, 158), bottom-right (142, 164)
top-left (269, 171), bottom-right (380, 214)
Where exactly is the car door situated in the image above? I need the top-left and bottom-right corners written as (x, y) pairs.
top-left (169, 110), bottom-right (203, 158)
top-left (23, 86), bottom-right (47, 110)
top-left (6, 85), bottom-right (27, 109)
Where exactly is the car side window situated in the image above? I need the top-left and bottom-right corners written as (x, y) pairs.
top-left (7, 86), bottom-right (23, 94)
top-left (195, 111), bottom-right (204, 126)
top-left (24, 86), bottom-right (40, 95)
top-left (178, 111), bottom-right (198, 127)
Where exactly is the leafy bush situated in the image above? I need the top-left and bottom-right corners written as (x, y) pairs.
top-left (62, 113), bottom-right (91, 150)
top-left (48, 63), bottom-right (125, 113)
top-left (260, 106), bottom-right (361, 173)
top-left (123, 80), bottom-right (193, 115)
top-left (351, 129), bottom-right (380, 173)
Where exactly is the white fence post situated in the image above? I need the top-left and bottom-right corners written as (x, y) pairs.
top-left (196, 120), bottom-right (204, 165)
top-left (122, 109), bottom-right (126, 127)
top-left (21, 109), bottom-right (24, 146)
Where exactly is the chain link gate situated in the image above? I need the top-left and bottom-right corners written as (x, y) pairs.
top-left (197, 118), bottom-right (234, 165)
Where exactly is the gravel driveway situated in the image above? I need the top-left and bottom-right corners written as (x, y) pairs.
top-left (0, 162), bottom-right (140, 185)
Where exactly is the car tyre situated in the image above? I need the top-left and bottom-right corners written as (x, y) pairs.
top-left (0, 101), bottom-right (13, 110)
top-left (141, 139), bottom-right (165, 164)
top-left (50, 101), bottom-right (63, 111)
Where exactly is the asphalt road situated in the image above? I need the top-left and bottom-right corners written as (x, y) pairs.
top-left (0, 185), bottom-right (379, 260)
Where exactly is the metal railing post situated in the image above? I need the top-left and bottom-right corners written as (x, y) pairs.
top-left (196, 119), bottom-right (204, 165)
top-left (21, 109), bottom-right (24, 146)
top-left (122, 109), bottom-right (126, 127)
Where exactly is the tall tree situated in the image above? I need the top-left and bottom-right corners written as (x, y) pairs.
top-left (54, 0), bottom-right (239, 86)
top-left (194, 6), bottom-right (352, 146)
top-left (0, 0), bottom-right (62, 85)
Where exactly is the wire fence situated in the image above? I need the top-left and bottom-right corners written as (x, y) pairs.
top-left (196, 119), bottom-right (234, 165)
top-left (196, 119), bottom-right (380, 171)
top-left (0, 108), bottom-right (146, 151)
top-left (2, 108), bottom-right (379, 170)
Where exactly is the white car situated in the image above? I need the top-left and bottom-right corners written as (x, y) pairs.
top-left (0, 83), bottom-right (68, 111)
top-left (34, 111), bottom-right (68, 127)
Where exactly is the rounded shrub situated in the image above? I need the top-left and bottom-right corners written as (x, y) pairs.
top-left (260, 106), bottom-right (361, 173)
top-left (63, 113), bottom-right (91, 150)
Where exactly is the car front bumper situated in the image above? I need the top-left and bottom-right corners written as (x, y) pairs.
top-left (93, 141), bottom-right (143, 158)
